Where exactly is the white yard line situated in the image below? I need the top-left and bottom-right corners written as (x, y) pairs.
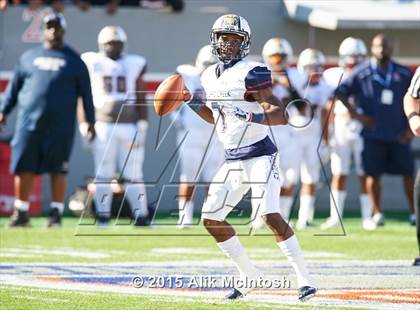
top-left (12, 294), bottom-right (69, 303)
top-left (0, 259), bottom-right (419, 309)
top-left (150, 247), bottom-right (348, 258)
top-left (1, 247), bottom-right (110, 259)
top-left (1, 280), bottom-right (418, 310)
top-left (0, 259), bottom-right (413, 266)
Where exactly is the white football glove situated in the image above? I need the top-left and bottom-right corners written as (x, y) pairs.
top-left (231, 106), bottom-right (252, 122)
top-left (223, 104), bottom-right (264, 123)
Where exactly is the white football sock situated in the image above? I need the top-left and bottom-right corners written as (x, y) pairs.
top-left (217, 235), bottom-right (260, 280)
top-left (125, 183), bottom-right (148, 218)
top-left (178, 199), bottom-right (194, 225)
top-left (298, 195), bottom-right (315, 224)
top-left (14, 199), bottom-right (29, 212)
top-left (278, 235), bottom-right (314, 288)
top-left (250, 204), bottom-right (265, 229)
top-left (94, 184), bottom-right (113, 218)
top-left (279, 196), bottom-right (293, 221)
top-left (329, 190), bottom-right (338, 221)
top-left (359, 194), bottom-right (372, 220)
top-left (50, 202), bottom-right (64, 214)
top-left (330, 190), bottom-right (346, 222)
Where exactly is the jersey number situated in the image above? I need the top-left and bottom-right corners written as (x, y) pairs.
top-left (103, 76), bottom-right (126, 93)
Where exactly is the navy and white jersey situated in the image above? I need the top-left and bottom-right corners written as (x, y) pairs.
top-left (408, 66), bottom-right (420, 99)
top-left (335, 59), bottom-right (413, 142)
top-left (201, 58), bottom-right (277, 161)
top-left (1, 45), bottom-right (95, 132)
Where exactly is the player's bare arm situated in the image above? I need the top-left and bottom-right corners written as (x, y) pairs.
top-left (320, 106), bottom-right (329, 144)
top-left (135, 71), bottom-right (149, 147)
top-left (136, 71), bottom-right (148, 121)
top-left (253, 86), bottom-right (288, 125)
top-left (324, 98), bottom-right (336, 139)
top-left (231, 87), bottom-right (288, 125)
top-left (0, 113), bottom-right (6, 129)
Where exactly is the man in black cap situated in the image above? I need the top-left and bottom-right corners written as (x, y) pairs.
top-left (0, 13), bottom-right (95, 227)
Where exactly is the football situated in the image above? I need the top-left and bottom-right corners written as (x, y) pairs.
top-left (154, 74), bottom-right (185, 116)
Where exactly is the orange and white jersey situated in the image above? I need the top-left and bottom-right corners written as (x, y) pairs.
top-left (81, 52), bottom-right (146, 109)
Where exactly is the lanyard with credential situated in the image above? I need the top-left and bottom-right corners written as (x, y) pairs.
top-left (371, 62), bottom-right (393, 89)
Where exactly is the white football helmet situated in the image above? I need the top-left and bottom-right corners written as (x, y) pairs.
top-left (297, 48), bottom-right (326, 73)
top-left (210, 14), bottom-right (251, 63)
top-left (195, 45), bottom-right (218, 73)
top-left (262, 38), bottom-right (293, 68)
top-left (338, 37), bottom-right (367, 68)
top-left (98, 26), bottom-right (127, 46)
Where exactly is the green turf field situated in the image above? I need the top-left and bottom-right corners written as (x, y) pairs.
top-left (1, 214), bottom-right (419, 309)
top-left (0, 214), bottom-right (417, 262)
top-left (1, 285), bottom-right (323, 310)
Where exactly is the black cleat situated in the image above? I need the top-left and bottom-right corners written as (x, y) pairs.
top-left (9, 209), bottom-right (31, 227)
top-left (225, 288), bottom-right (243, 300)
top-left (409, 214), bottom-right (416, 226)
top-left (134, 216), bottom-right (150, 227)
top-left (413, 256), bottom-right (420, 266)
top-left (47, 208), bottom-right (62, 227)
top-left (97, 215), bottom-right (110, 227)
top-left (298, 286), bottom-right (317, 302)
